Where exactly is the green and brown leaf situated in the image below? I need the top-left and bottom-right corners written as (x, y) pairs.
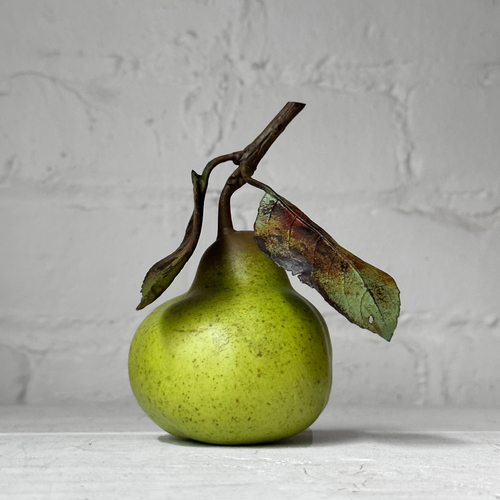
top-left (253, 190), bottom-right (400, 341)
top-left (136, 170), bottom-right (204, 310)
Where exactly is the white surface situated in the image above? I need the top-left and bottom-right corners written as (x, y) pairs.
top-left (1, 403), bottom-right (499, 499)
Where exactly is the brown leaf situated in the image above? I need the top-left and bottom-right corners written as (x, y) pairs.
top-left (136, 171), bottom-right (204, 310)
top-left (253, 190), bottom-right (400, 341)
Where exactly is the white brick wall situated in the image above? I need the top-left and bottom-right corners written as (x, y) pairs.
top-left (1, 0), bottom-right (499, 406)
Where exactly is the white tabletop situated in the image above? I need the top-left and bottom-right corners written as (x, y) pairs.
top-left (1, 403), bottom-right (499, 499)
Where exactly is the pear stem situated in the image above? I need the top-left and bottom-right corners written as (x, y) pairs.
top-left (217, 101), bottom-right (306, 237)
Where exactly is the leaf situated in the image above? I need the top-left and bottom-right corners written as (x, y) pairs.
top-left (137, 152), bottom-right (240, 310)
top-left (253, 190), bottom-right (401, 341)
top-left (136, 170), bottom-right (205, 310)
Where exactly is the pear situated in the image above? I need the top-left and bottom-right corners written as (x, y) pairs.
top-left (129, 230), bottom-right (332, 445)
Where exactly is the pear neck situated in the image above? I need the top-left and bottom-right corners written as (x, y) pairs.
top-left (189, 230), bottom-right (290, 292)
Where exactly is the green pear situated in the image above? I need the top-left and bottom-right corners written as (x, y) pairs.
top-left (129, 230), bottom-right (332, 445)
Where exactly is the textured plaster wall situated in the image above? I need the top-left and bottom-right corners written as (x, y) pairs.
top-left (1, 0), bottom-right (499, 407)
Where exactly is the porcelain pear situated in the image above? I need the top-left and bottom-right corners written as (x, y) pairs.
top-left (129, 230), bottom-right (332, 445)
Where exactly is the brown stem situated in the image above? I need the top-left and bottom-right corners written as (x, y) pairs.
top-left (217, 101), bottom-right (305, 236)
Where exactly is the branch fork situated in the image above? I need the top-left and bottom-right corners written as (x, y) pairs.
top-left (217, 102), bottom-right (305, 236)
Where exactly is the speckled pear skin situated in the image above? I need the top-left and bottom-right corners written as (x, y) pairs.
top-left (129, 230), bottom-right (332, 445)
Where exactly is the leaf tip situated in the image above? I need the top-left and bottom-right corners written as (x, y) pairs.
top-left (136, 286), bottom-right (154, 310)
top-left (380, 329), bottom-right (395, 342)
top-left (191, 170), bottom-right (201, 183)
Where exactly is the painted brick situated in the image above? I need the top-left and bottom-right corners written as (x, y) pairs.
top-left (1, 0), bottom-right (499, 407)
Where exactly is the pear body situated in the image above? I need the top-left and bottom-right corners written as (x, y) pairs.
top-left (129, 230), bottom-right (332, 445)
